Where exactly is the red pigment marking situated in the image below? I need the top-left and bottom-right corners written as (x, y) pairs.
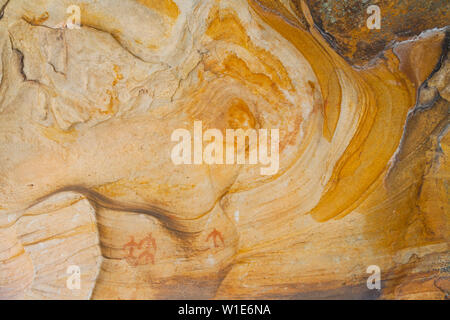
top-left (206, 228), bottom-right (224, 248)
top-left (124, 233), bottom-right (157, 266)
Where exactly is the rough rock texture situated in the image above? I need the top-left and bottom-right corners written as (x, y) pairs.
top-left (0, 0), bottom-right (448, 299)
top-left (298, 0), bottom-right (450, 66)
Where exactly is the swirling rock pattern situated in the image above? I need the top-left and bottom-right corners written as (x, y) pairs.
top-left (0, 0), bottom-right (448, 299)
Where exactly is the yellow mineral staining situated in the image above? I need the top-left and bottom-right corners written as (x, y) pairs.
top-left (94, 180), bottom-right (130, 198)
top-left (0, 248), bottom-right (26, 263)
top-left (206, 11), bottom-right (249, 47)
top-left (226, 98), bottom-right (257, 130)
top-left (73, 2), bottom-right (173, 51)
top-left (22, 11), bottom-right (49, 25)
top-left (249, 0), bottom-right (342, 142)
top-left (98, 65), bottom-right (123, 115)
top-left (136, 0), bottom-right (180, 20)
top-left (94, 179), bottom-right (196, 200)
top-left (97, 89), bottom-right (118, 115)
top-left (112, 64), bottom-right (124, 87)
top-left (222, 54), bottom-right (285, 99)
top-left (21, 224), bottom-right (97, 247)
top-left (248, 0), bottom-right (443, 224)
top-left (40, 126), bottom-right (78, 144)
top-left (206, 11), bottom-right (294, 93)
top-left (256, 0), bottom-right (304, 27)
top-left (76, 4), bottom-right (116, 30)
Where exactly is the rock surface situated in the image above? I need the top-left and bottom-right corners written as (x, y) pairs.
top-left (0, 0), bottom-right (448, 299)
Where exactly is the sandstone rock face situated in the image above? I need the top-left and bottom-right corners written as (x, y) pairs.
top-left (0, 0), bottom-right (448, 299)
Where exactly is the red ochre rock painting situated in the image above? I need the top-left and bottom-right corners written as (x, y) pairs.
top-left (124, 234), bottom-right (157, 266)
